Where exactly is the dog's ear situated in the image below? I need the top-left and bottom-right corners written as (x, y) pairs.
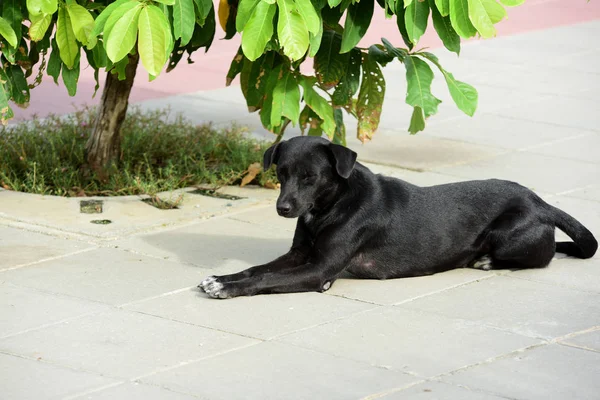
top-left (263, 142), bottom-right (282, 170)
top-left (329, 143), bottom-right (357, 179)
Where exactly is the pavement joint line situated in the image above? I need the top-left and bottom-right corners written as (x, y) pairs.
top-left (0, 217), bottom-right (94, 243)
top-left (555, 183), bottom-right (600, 197)
top-left (517, 131), bottom-right (596, 153)
top-left (489, 109), bottom-right (600, 134)
top-left (117, 286), bottom-right (197, 308)
top-left (504, 273), bottom-right (600, 295)
top-left (0, 246), bottom-right (99, 272)
top-left (556, 341), bottom-right (600, 354)
top-left (391, 272), bottom-right (497, 306)
top-left (130, 341), bottom-right (263, 382)
top-left (359, 379), bottom-right (428, 400)
top-left (61, 382), bottom-right (128, 400)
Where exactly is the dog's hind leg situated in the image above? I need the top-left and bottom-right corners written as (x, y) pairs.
top-left (489, 223), bottom-right (555, 270)
top-left (470, 254), bottom-right (493, 271)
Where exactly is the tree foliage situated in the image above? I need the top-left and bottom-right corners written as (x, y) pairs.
top-left (1, 0), bottom-right (524, 143)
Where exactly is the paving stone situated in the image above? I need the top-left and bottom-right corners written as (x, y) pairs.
top-left (511, 257), bottom-right (600, 295)
top-left (0, 309), bottom-right (258, 379)
top-left (117, 217), bottom-right (293, 271)
top-left (547, 195), bottom-right (600, 234)
top-left (0, 283), bottom-right (110, 338)
top-left (442, 344), bottom-right (600, 400)
top-left (326, 269), bottom-right (494, 305)
top-left (401, 275), bottom-right (600, 339)
top-left (380, 381), bottom-right (508, 400)
top-left (142, 341), bottom-right (418, 400)
top-left (0, 353), bottom-right (118, 400)
top-left (563, 184), bottom-right (600, 203)
top-left (437, 151), bottom-right (600, 194)
top-left (126, 288), bottom-right (375, 340)
top-left (524, 132), bottom-right (600, 164)
top-left (277, 307), bottom-right (539, 377)
top-left (346, 133), bottom-right (504, 171)
top-left (421, 112), bottom-right (590, 150)
top-left (493, 96), bottom-right (600, 133)
top-left (229, 206), bottom-right (297, 234)
top-left (559, 328), bottom-right (600, 352)
top-left (361, 162), bottom-right (464, 186)
top-left (71, 382), bottom-right (200, 400)
top-left (0, 225), bottom-right (94, 270)
top-left (1, 247), bottom-right (207, 305)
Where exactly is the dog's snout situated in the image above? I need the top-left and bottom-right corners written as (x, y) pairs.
top-left (277, 202), bottom-right (292, 216)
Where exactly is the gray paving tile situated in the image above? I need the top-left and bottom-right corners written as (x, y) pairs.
top-left (327, 269), bottom-right (494, 305)
top-left (380, 381), bottom-right (507, 400)
top-left (548, 195), bottom-right (600, 234)
top-left (422, 112), bottom-right (590, 150)
top-left (0, 309), bottom-right (258, 379)
top-left (0, 226), bottom-right (94, 270)
top-left (361, 162), bottom-right (464, 186)
top-left (0, 283), bottom-right (110, 338)
top-left (525, 132), bottom-right (600, 164)
top-left (493, 96), bottom-right (600, 132)
top-left (401, 275), bottom-right (600, 339)
top-left (1, 247), bottom-right (206, 305)
top-left (117, 217), bottom-right (292, 272)
top-left (277, 307), bottom-right (539, 377)
top-left (71, 382), bottom-right (200, 400)
top-left (347, 133), bottom-right (504, 171)
top-left (560, 328), bottom-right (600, 352)
top-left (0, 353), bottom-right (118, 400)
top-left (511, 257), bottom-right (600, 295)
top-left (126, 287), bottom-right (374, 340)
top-left (437, 151), bottom-right (600, 194)
top-left (564, 184), bottom-right (600, 203)
top-left (143, 341), bottom-right (418, 400)
top-left (442, 344), bottom-right (600, 400)
top-left (229, 206), bottom-right (297, 233)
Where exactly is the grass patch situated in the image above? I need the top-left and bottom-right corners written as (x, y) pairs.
top-left (0, 107), bottom-right (277, 197)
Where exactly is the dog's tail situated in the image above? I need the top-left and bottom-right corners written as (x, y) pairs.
top-left (550, 205), bottom-right (597, 259)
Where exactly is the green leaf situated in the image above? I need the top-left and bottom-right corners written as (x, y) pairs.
top-left (173, 0), bottom-right (195, 46)
top-left (28, 12), bottom-right (52, 42)
top-left (435, 0), bottom-right (450, 16)
top-left (314, 30), bottom-right (349, 90)
top-left (381, 37), bottom-right (407, 60)
top-left (499, 0), bottom-right (523, 6)
top-left (328, 0), bottom-right (344, 7)
top-left (193, 0), bottom-right (212, 23)
top-left (300, 77), bottom-right (335, 138)
top-left (341, 0), bottom-right (374, 53)
top-left (299, 105), bottom-right (323, 137)
top-left (0, 67), bottom-right (15, 125)
top-left (404, 55), bottom-right (441, 117)
top-left (404, 0), bottom-right (429, 44)
top-left (2, 0), bottom-right (22, 46)
top-left (241, 1), bottom-right (276, 61)
top-left (241, 52), bottom-right (277, 111)
top-left (111, 56), bottom-right (129, 80)
top-left (271, 68), bottom-right (300, 126)
top-left (419, 51), bottom-right (477, 116)
top-left (260, 65), bottom-right (288, 132)
top-left (61, 53), bottom-right (80, 96)
top-left (394, 0), bottom-right (413, 50)
top-left (226, 46), bottom-right (244, 86)
top-left (408, 106), bottom-right (425, 134)
top-left (6, 65), bottom-right (29, 105)
top-left (429, 0), bottom-right (460, 54)
top-left (90, 0), bottom-right (134, 39)
top-left (295, 0), bottom-right (320, 34)
top-left (357, 54), bottom-right (385, 143)
top-left (404, 0), bottom-right (414, 7)
top-left (308, 18), bottom-right (323, 57)
top-left (47, 38), bottom-right (61, 84)
top-left (368, 44), bottom-right (395, 67)
top-left (105, 3), bottom-right (142, 63)
top-left (236, 0), bottom-right (260, 31)
top-left (154, 0), bottom-right (176, 4)
top-left (332, 47), bottom-right (361, 107)
top-left (449, 0), bottom-right (476, 38)
top-left (333, 108), bottom-right (346, 146)
top-left (467, 0), bottom-right (505, 38)
top-left (138, 5), bottom-right (169, 77)
top-left (56, 5), bottom-right (79, 69)
top-left (67, 4), bottom-right (95, 46)
top-left (277, 0), bottom-right (309, 61)
top-left (0, 16), bottom-right (17, 47)
top-left (26, 0), bottom-right (57, 16)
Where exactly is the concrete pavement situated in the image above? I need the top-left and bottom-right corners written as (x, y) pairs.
top-left (1, 17), bottom-right (600, 400)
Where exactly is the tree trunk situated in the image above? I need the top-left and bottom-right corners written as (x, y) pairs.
top-left (85, 53), bottom-right (139, 176)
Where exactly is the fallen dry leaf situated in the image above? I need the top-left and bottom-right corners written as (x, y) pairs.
top-left (240, 162), bottom-right (262, 187)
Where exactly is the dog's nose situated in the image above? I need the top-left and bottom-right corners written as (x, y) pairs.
top-left (277, 203), bottom-right (292, 216)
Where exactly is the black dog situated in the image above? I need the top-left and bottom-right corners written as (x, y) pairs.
top-left (199, 136), bottom-right (597, 299)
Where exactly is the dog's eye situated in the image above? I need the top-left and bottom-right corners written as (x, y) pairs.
top-left (303, 175), bottom-right (316, 183)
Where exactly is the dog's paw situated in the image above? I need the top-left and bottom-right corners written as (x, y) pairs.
top-left (472, 255), bottom-right (493, 271)
top-left (198, 276), bottom-right (230, 299)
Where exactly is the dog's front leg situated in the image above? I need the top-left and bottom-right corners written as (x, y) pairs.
top-left (200, 233), bottom-right (354, 299)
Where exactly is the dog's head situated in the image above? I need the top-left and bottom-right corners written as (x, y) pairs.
top-left (263, 136), bottom-right (357, 218)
